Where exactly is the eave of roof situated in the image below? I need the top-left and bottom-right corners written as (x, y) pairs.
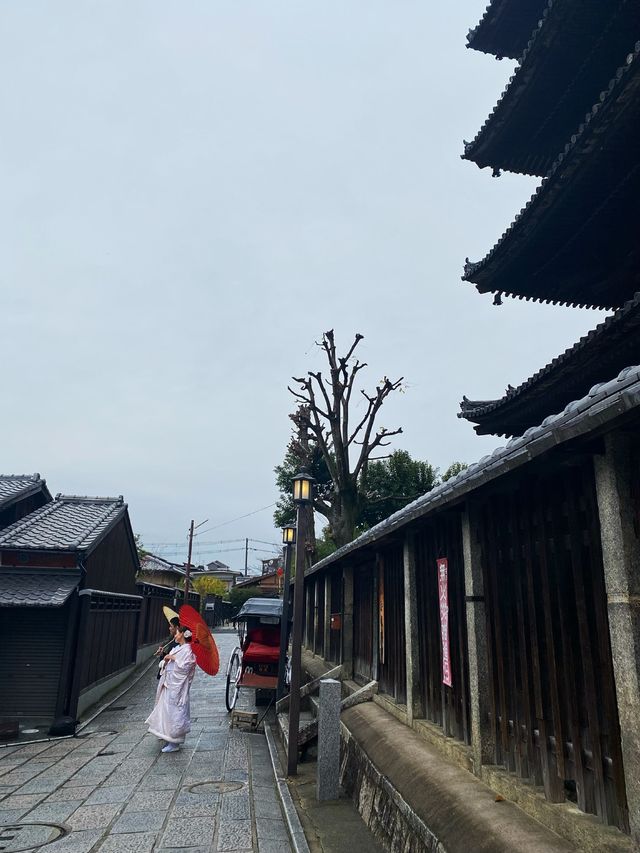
top-left (459, 294), bottom-right (640, 437)
top-left (463, 43), bottom-right (640, 309)
top-left (307, 364), bottom-right (640, 578)
top-left (0, 474), bottom-right (51, 511)
top-left (467, 0), bottom-right (547, 60)
top-left (0, 568), bottom-right (81, 608)
top-left (464, 0), bottom-right (639, 177)
top-left (0, 495), bottom-right (127, 554)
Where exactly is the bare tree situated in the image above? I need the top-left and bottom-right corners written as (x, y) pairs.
top-left (288, 329), bottom-right (403, 547)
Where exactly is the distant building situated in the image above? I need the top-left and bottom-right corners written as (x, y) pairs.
top-left (139, 553), bottom-right (185, 587)
top-left (191, 560), bottom-right (243, 592)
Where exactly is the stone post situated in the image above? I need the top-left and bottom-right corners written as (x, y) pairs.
top-left (342, 566), bottom-right (354, 679)
top-left (324, 573), bottom-right (332, 662)
top-left (403, 530), bottom-right (423, 724)
top-left (594, 432), bottom-right (640, 843)
top-left (317, 678), bottom-right (342, 801)
top-left (462, 505), bottom-right (494, 776)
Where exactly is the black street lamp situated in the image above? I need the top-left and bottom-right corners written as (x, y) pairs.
top-left (287, 470), bottom-right (314, 776)
top-left (277, 525), bottom-right (296, 700)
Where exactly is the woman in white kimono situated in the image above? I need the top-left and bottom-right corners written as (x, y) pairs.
top-left (146, 626), bottom-right (197, 752)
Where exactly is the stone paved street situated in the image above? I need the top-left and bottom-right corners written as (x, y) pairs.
top-left (0, 631), bottom-right (292, 853)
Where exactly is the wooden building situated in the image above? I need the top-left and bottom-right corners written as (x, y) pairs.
top-left (299, 3), bottom-right (640, 849)
top-left (1, 494), bottom-right (153, 731)
top-left (139, 553), bottom-right (186, 588)
top-left (0, 473), bottom-right (51, 531)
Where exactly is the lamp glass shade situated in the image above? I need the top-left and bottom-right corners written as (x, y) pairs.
top-left (282, 526), bottom-right (297, 545)
top-left (292, 471), bottom-right (313, 504)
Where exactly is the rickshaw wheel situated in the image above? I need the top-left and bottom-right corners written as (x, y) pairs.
top-left (225, 648), bottom-right (241, 712)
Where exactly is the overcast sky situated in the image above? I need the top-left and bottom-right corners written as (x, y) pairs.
top-left (1, 2), bottom-right (605, 571)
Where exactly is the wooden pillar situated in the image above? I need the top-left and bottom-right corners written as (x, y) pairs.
top-left (313, 578), bottom-right (321, 654)
top-left (594, 432), bottom-right (640, 842)
top-left (462, 505), bottom-right (494, 776)
top-left (324, 573), bottom-right (332, 662)
top-left (342, 565), bottom-right (354, 678)
top-left (403, 530), bottom-right (423, 724)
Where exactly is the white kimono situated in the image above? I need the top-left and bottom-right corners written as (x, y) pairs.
top-left (146, 643), bottom-right (196, 744)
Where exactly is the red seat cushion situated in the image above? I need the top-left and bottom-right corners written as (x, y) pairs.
top-left (243, 641), bottom-right (280, 663)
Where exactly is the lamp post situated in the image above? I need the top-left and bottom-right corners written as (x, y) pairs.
top-left (277, 525), bottom-right (296, 700)
top-left (287, 469), bottom-right (314, 776)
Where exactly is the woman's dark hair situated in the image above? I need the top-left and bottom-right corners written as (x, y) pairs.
top-left (170, 616), bottom-right (180, 627)
top-left (179, 625), bottom-right (193, 642)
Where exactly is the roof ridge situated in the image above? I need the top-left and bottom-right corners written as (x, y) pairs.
top-left (57, 494), bottom-right (124, 504)
top-left (0, 473), bottom-right (42, 481)
top-left (462, 40), bottom-right (640, 304)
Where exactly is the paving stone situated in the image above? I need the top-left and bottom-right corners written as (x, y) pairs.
top-left (0, 792), bottom-right (45, 810)
top-left (27, 799), bottom-right (84, 822)
top-left (85, 784), bottom-right (137, 804)
top-left (160, 815), bottom-right (217, 848)
top-left (110, 809), bottom-right (167, 833)
top-left (258, 841), bottom-right (293, 853)
top-left (220, 792), bottom-right (251, 820)
top-left (45, 828), bottom-right (104, 853)
top-left (255, 817), bottom-right (290, 842)
top-left (138, 773), bottom-right (177, 790)
top-left (68, 802), bottom-right (123, 829)
top-left (96, 830), bottom-right (158, 852)
top-left (216, 819), bottom-right (253, 851)
top-left (252, 794), bottom-right (281, 820)
top-left (124, 789), bottom-right (174, 812)
top-left (0, 807), bottom-right (29, 823)
top-left (47, 785), bottom-right (95, 802)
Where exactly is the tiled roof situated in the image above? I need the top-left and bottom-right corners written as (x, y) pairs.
top-left (464, 0), bottom-right (639, 178)
top-left (467, 0), bottom-right (547, 60)
top-left (0, 474), bottom-right (49, 510)
top-left (0, 569), bottom-right (80, 607)
top-left (308, 365), bottom-right (640, 577)
top-left (0, 495), bottom-right (126, 552)
top-left (140, 554), bottom-right (185, 576)
top-left (463, 42), bottom-right (640, 309)
top-left (458, 294), bottom-right (640, 436)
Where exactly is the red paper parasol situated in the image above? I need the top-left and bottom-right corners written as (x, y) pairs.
top-left (179, 605), bottom-right (220, 676)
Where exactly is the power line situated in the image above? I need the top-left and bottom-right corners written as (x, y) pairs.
top-left (193, 503), bottom-right (277, 536)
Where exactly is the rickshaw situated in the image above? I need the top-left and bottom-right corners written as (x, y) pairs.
top-left (225, 597), bottom-right (290, 712)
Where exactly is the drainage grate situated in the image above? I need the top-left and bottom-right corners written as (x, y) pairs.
top-left (0, 823), bottom-right (66, 852)
top-left (189, 781), bottom-right (245, 794)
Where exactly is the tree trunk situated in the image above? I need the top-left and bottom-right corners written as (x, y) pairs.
top-left (330, 488), bottom-right (360, 548)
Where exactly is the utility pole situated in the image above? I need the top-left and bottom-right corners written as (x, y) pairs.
top-left (244, 537), bottom-right (249, 576)
top-left (185, 519), bottom-right (195, 597)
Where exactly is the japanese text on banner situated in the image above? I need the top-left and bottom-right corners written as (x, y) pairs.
top-left (437, 557), bottom-right (452, 687)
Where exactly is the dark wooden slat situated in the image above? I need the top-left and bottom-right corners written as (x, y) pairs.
top-left (532, 482), bottom-right (567, 785)
top-left (479, 503), bottom-right (501, 765)
top-left (565, 472), bottom-right (608, 822)
top-left (521, 488), bottom-right (565, 801)
top-left (485, 505), bottom-right (511, 767)
top-left (509, 494), bottom-right (535, 780)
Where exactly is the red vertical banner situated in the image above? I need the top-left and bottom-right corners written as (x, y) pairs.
top-left (437, 557), bottom-right (453, 687)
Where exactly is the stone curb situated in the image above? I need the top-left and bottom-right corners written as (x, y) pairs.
top-left (264, 724), bottom-right (311, 853)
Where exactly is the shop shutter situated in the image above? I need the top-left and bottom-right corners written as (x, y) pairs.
top-left (4, 605), bottom-right (68, 719)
